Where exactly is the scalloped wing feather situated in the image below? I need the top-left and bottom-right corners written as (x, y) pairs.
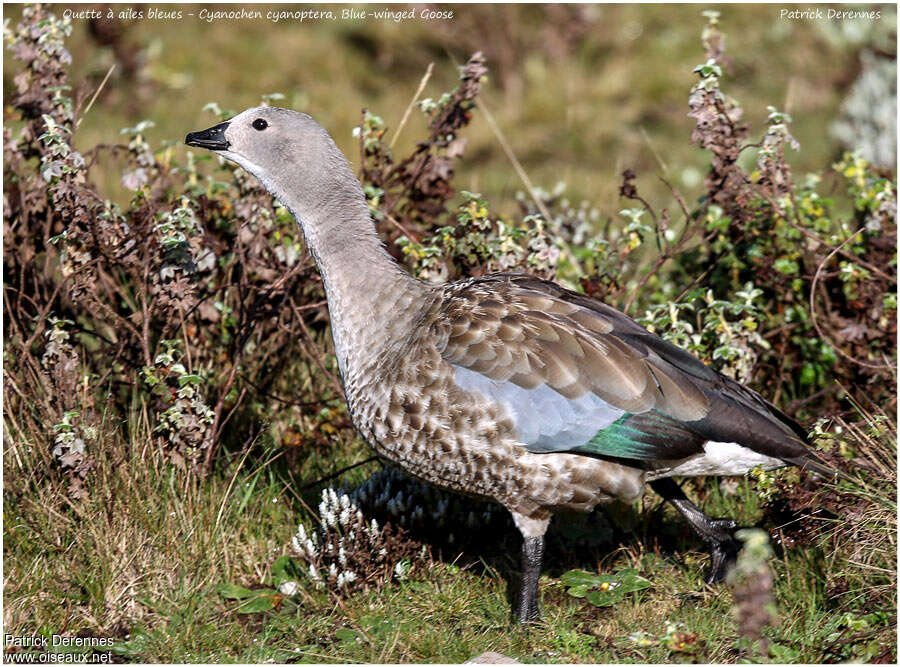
top-left (434, 273), bottom-right (810, 464)
top-left (438, 274), bottom-right (709, 415)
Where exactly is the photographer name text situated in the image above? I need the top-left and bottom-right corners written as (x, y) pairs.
top-left (5, 634), bottom-right (114, 649)
top-left (780, 7), bottom-right (881, 20)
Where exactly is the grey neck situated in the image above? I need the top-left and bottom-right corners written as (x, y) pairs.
top-left (259, 156), bottom-right (428, 383)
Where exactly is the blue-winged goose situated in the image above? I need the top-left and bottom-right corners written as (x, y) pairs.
top-left (186, 107), bottom-right (829, 624)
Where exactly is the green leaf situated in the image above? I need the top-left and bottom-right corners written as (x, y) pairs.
top-left (616, 569), bottom-right (650, 588)
top-left (773, 257), bottom-right (799, 275)
top-left (560, 569), bottom-right (600, 587)
top-left (215, 582), bottom-right (255, 599)
top-left (560, 568), bottom-right (651, 607)
top-left (177, 374), bottom-right (203, 387)
top-left (586, 589), bottom-right (620, 607)
top-left (334, 628), bottom-right (361, 643)
top-left (270, 555), bottom-right (302, 586)
top-left (799, 364), bottom-right (817, 386)
top-left (566, 585), bottom-right (590, 598)
top-left (235, 590), bottom-right (281, 614)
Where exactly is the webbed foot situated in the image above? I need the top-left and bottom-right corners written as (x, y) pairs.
top-left (650, 479), bottom-right (742, 583)
top-left (699, 518), bottom-right (740, 583)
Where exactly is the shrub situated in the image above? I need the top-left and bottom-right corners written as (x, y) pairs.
top-left (4, 5), bottom-right (338, 482)
top-left (290, 488), bottom-right (423, 596)
top-left (542, 12), bottom-right (894, 419)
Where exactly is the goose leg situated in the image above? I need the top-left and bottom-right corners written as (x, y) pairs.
top-left (650, 478), bottom-right (740, 584)
top-left (518, 535), bottom-right (544, 624)
top-left (511, 512), bottom-right (550, 624)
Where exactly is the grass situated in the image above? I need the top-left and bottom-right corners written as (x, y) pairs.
top-left (4, 397), bottom-right (895, 663)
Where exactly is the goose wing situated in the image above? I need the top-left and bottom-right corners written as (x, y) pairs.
top-left (435, 272), bottom-right (812, 466)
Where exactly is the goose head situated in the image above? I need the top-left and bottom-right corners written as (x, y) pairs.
top-left (185, 106), bottom-right (350, 206)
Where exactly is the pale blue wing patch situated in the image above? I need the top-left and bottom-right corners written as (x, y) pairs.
top-left (453, 364), bottom-right (626, 451)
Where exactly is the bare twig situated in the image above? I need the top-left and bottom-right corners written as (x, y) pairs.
top-left (809, 232), bottom-right (894, 371)
top-left (390, 62), bottom-right (434, 149)
top-left (381, 152), bottom-right (426, 219)
top-left (238, 373), bottom-right (334, 408)
top-left (661, 177), bottom-right (695, 227)
top-left (293, 304), bottom-right (345, 398)
top-left (473, 95), bottom-right (584, 276)
top-left (76, 64), bottom-right (115, 129)
top-left (384, 211), bottom-right (421, 242)
top-left (621, 178), bottom-right (702, 314)
top-left (204, 356), bottom-right (245, 473)
top-left (786, 384), bottom-right (840, 413)
top-left (299, 456), bottom-right (380, 490)
top-left (639, 126), bottom-right (669, 175)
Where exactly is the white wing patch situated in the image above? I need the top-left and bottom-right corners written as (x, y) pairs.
top-left (648, 441), bottom-right (786, 478)
top-left (453, 364), bottom-right (626, 451)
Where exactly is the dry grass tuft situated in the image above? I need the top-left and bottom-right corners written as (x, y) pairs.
top-left (3, 403), bottom-right (294, 640)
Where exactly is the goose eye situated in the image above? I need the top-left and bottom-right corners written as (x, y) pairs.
top-left (252, 118), bottom-right (268, 131)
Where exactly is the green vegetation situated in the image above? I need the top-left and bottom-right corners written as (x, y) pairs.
top-left (5, 413), bottom-right (894, 662)
top-left (4, 4), bottom-right (896, 664)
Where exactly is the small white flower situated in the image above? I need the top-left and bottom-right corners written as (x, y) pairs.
top-left (336, 570), bottom-right (358, 588)
top-left (394, 560), bottom-right (411, 581)
top-left (278, 580), bottom-right (299, 596)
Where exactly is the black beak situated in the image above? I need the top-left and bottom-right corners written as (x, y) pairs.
top-left (185, 121), bottom-right (230, 150)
